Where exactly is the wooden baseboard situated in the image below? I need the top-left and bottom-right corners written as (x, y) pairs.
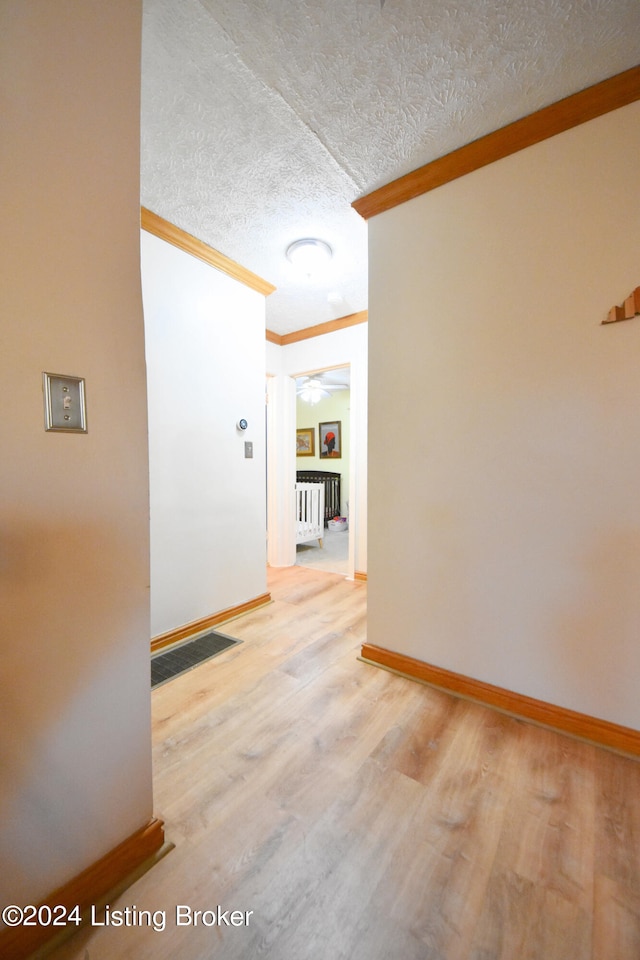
top-left (360, 643), bottom-right (640, 757)
top-left (0, 817), bottom-right (165, 960)
top-left (151, 592), bottom-right (272, 653)
top-left (354, 571), bottom-right (368, 582)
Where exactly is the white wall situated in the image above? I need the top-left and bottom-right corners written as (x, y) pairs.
top-left (142, 232), bottom-right (268, 638)
top-left (0, 0), bottom-right (153, 906)
top-left (269, 323), bottom-right (368, 575)
top-left (368, 101), bottom-right (640, 730)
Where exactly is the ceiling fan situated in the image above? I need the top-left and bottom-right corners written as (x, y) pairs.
top-left (296, 373), bottom-right (349, 405)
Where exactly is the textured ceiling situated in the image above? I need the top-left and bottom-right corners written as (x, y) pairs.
top-left (141, 0), bottom-right (640, 334)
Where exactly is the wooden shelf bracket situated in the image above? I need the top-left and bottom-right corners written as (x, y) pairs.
top-left (603, 286), bottom-right (640, 324)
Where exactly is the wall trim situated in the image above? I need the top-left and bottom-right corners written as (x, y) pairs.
top-left (266, 309), bottom-right (368, 346)
top-left (360, 644), bottom-right (640, 757)
top-left (151, 592), bottom-right (272, 653)
top-left (354, 571), bottom-right (368, 582)
top-left (0, 818), bottom-right (166, 960)
top-left (141, 207), bottom-right (276, 296)
top-left (352, 64), bottom-right (640, 220)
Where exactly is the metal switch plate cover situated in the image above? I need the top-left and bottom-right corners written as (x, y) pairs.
top-left (43, 372), bottom-right (87, 432)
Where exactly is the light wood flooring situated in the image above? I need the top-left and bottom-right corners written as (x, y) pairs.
top-left (45, 565), bottom-right (640, 959)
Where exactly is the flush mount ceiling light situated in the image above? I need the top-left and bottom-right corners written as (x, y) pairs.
top-left (286, 238), bottom-right (332, 278)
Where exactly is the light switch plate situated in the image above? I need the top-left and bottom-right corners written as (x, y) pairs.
top-left (43, 372), bottom-right (87, 433)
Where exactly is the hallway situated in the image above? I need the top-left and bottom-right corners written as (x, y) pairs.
top-left (45, 566), bottom-right (640, 960)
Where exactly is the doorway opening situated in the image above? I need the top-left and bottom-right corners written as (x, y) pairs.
top-left (294, 364), bottom-right (350, 576)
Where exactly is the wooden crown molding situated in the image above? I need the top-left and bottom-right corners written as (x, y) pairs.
top-left (151, 592), bottom-right (272, 654)
top-left (360, 644), bottom-right (640, 758)
top-left (141, 207), bottom-right (276, 297)
top-left (266, 309), bottom-right (368, 346)
top-left (0, 818), bottom-right (166, 960)
top-left (353, 64), bottom-right (640, 220)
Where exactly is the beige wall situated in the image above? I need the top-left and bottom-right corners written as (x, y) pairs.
top-left (0, 0), bottom-right (152, 905)
top-left (368, 101), bottom-right (640, 730)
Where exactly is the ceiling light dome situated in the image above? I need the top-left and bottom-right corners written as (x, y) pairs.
top-left (286, 238), bottom-right (332, 278)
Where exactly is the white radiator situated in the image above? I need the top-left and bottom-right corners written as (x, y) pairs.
top-left (295, 482), bottom-right (325, 546)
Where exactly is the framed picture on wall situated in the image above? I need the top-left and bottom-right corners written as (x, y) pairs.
top-left (296, 427), bottom-right (315, 456)
top-left (319, 421), bottom-right (341, 459)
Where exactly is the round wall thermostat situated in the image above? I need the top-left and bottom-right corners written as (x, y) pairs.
top-left (237, 418), bottom-right (248, 431)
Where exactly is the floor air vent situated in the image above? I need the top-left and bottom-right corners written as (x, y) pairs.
top-left (151, 631), bottom-right (240, 688)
